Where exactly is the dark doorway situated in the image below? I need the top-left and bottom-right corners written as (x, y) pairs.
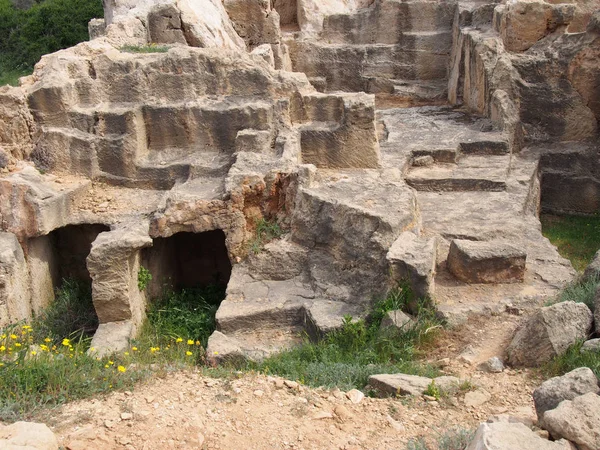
top-left (143, 230), bottom-right (232, 295)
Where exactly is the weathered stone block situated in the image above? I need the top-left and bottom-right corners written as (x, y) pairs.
top-left (387, 232), bottom-right (436, 300)
top-left (0, 232), bottom-right (30, 327)
top-left (447, 239), bottom-right (526, 284)
top-left (466, 422), bottom-right (574, 450)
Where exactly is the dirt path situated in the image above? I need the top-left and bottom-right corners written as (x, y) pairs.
top-left (46, 312), bottom-right (542, 450)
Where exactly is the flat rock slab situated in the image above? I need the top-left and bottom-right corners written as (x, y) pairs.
top-left (465, 422), bottom-right (574, 450)
top-left (368, 373), bottom-right (460, 397)
top-left (448, 239), bottom-right (527, 284)
top-left (543, 392), bottom-right (600, 450)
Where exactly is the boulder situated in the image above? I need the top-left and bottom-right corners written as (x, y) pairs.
top-left (380, 310), bottom-right (417, 333)
top-left (88, 321), bottom-right (134, 358)
top-left (478, 357), bottom-right (505, 373)
top-left (506, 302), bottom-right (593, 367)
top-left (0, 421), bottom-right (59, 450)
top-left (447, 239), bottom-right (526, 284)
top-left (533, 367), bottom-right (599, 425)
top-left (543, 392), bottom-right (600, 450)
top-left (465, 422), bottom-right (575, 450)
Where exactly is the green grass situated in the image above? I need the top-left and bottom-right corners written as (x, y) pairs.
top-left (541, 213), bottom-right (600, 272)
top-left (249, 218), bottom-right (285, 254)
top-left (120, 44), bottom-right (170, 54)
top-left (543, 341), bottom-right (600, 379)
top-left (546, 273), bottom-right (599, 311)
top-left (0, 66), bottom-right (30, 86)
top-left (254, 285), bottom-right (443, 391)
top-left (0, 282), bottom-right (225, 422)
top-left (143, 285), bottom-right (225, 349)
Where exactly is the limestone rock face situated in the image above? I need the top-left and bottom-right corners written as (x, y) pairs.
top-left (465, 422), bottom-right (574, 450)
top-left (0, 422), bottom-right (59, 450)
top-left (506, 302), bottom-right (593, 367)
top-left (500, 1), bottom-right (576, 53)
top-left (0, 86), bottom-right (33, 164)
top-left (533, 367), bottom-right (600, 426)
top-left (103, 0), bottom-right (246, 49)
top-left (0, 232), bottom-right (31, 327)
top-left (447, 239), bottom-right (526, 284)
top-left (543, 393), bottom-right (600, 450)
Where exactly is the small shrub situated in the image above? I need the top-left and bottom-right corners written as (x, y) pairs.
top-left (424, 379), bottom-right (441, 400)
top-left (249, 218), bottom-right (285, 254)
top-left (547, 273), bottom-right (599, 312)
top-left (405, 427), bottom-right (475, 450)
top-left (543, 341), bottom-right (600, 379)
top-left (120, 44), bottom-right (169, 53)
top-left (137, 266), bottom-right (152, 291)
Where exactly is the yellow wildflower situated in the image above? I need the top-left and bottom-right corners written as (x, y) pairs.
top-left (186, 351), bottom-right (193, 356)
top-left (62, 338), bottom-right (70, 346)
top-left (105, 364), bottom-right (109, 368)
top-left (176, 338), bottom-right (183, 343)
top-left (9, 334), bottom-right (17, 340)
top-left (187, 340), bottom-right (194, 345)
top-left (132, 347), bottom-right (138, 351)
top-left (44, 338), bottom-right (52, 343)
top-left (117, 365), bottom-right (126, 373)
top-left (195, 341), bottom-right (201, 346)
top-left (14, 343), bottom-right (21, 348)
top-left (124, 352), bottom-right (129, 356)
top-left (0, 346), bottom-right (5, 352)
top-left (108, 361), bottom-right (114, 365)
top-left (31, 351), bottom-right (37, 356)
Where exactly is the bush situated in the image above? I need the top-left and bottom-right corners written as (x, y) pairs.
top-left (543, 341), bottom-right (600, 379)
top-left (0, 0), bottom-right (103, 81)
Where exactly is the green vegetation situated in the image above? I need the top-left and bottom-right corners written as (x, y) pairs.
top-left (543, 341), bottom-right (600, 379)
top-left (547, 273), bottom-right (599, 311)
top-left (0, 280), bottom-right (441, 420)
top-left (541, 213), bottom-right (600, 272)
top-left (120, 44), bottom-right (170, 54)
top-left (143, 286), bottom-right (225, 349)
top-left (249, 218), bottom-right (285, 254)
top-left (406, 427), bottom-right (476, 450)
top-left (0, 0), bottom-right (103, 84)
top-left (137, 266), bottom-right (152, 291)
top-left (424, 379), bottom-right (441, 400)
top-left (0, 281), bottom-right (223, 421)
top-left (255, 284), bottom-right (442, 390)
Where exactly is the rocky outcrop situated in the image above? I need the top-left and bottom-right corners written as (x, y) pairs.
top-left (533, 367), bottom-right (600, 426)
top-left (507, 302), bottom-right (594, 367)
top-left (543, 393), bottom-right (600, 450)
top-left (368, 373), bottom-right (460, 397)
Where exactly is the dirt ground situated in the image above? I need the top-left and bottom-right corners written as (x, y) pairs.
top-left (42, 312), bottom-right (546, 450)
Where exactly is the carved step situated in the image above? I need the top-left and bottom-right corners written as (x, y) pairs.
top-left (405, 155), bottom-right (510, 192)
